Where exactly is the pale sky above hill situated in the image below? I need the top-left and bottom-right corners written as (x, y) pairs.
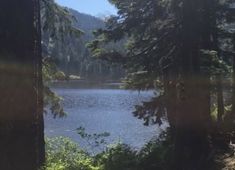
top-left (55, 0), bottom-right (117, 16)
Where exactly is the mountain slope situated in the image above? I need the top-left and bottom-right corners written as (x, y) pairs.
top-left (43, 7), bottom-right (124, 80)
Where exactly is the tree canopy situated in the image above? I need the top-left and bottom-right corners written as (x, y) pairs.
top-left (89, 0), bottom-right (235, 168)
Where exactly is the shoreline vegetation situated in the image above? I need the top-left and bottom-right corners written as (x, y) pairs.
top-left (44, 131), bottom-right (172, 170)
top-left (44, 134), bottom-right (235, 170)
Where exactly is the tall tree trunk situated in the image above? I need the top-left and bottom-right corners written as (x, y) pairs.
top-left (0, 1), bottom-right (45, 169)
top-left (209, 0), bottom-right (225, 124)
top-left (34, 0), bottom-right (46, 166)
top-left (163, 67), bottom-right (177, 137)
top-left (174, 0), bottom-right (212, 169)
top-left (217, 74), bottom-right (224, 123)
top-left (231, 55), bottom-right (235, 117)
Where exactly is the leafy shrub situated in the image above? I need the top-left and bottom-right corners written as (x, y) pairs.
top-left (54, 71), bottom-right (66, 80)
top-left (137, 136), bottom-right (173, 170)
top-left (44, 132), bottom-right (172, 170)
top-left (44, 137), bottom-right (100, 170)
top-left (96, 143), bottom-right (137, 170)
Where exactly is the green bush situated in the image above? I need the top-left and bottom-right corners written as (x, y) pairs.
top-left (137, 139), bottom-right (173, 170)
top-left (54, 71), bottom-right (66, 80)
top-left (44, 134), bottom-right (172, 170)
top-left (44, 137), bottom-right (100, 170)
top-left (96, 143), bottom-right (137, 170)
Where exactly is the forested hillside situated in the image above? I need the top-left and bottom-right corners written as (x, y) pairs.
top-left (42, 7), bottom-right (124, 81)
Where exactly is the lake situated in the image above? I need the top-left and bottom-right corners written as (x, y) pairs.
top-left (44, 81), bottom-right (167, 152)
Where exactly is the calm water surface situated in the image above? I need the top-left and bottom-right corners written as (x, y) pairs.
top-left (44, 82), bottom-right (167, 152)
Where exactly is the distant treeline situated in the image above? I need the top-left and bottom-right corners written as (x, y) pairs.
top-left (42, 7), bottom-right (124, 81)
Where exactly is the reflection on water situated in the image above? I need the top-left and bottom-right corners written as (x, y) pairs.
top-left (44, 81), bottom-right (167, 152)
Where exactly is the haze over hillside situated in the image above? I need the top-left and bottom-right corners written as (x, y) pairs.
top-left (43, 8), bottom-right (124, 81)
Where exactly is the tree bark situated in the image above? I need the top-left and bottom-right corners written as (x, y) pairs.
top-left (0, 1), bottom-right (45, 169)
top-left (232, 55), bottom-right (235, 117)
top-left (217, 75), bottom-right (224, 123)
top-left (174, 0), bottom-right (212, 169)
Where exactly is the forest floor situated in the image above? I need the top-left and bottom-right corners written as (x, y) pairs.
top-left (214, 148), bottom-right (235, 170)
top-left (221, 156), bottom-right (235, 169)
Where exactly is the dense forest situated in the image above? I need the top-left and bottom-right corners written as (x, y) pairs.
top-left (0, 0), bottom-right (235, 170)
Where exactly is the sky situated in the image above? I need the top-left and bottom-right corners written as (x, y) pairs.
top-left (55, 0), bottom-right (117, 17)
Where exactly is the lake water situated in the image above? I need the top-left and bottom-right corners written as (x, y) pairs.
top-left (44, 82), bottom-right (167, 152)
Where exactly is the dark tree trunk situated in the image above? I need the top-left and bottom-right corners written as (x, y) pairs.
top-left (217, 75), bottom-right (224, 123)
top-left (163, 68), bottom-right (178, 137)
top-left (209, 0), bottom-right (225, 124)
top-left (0, 0), bottom-right (45, 169)
top-left (232, 55), bottom-right (235, 117)
top-left (174, 0), bottom-right (212, 169)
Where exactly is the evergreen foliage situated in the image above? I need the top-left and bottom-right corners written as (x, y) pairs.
top-left (89, 0), bottom-right (235, 168)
